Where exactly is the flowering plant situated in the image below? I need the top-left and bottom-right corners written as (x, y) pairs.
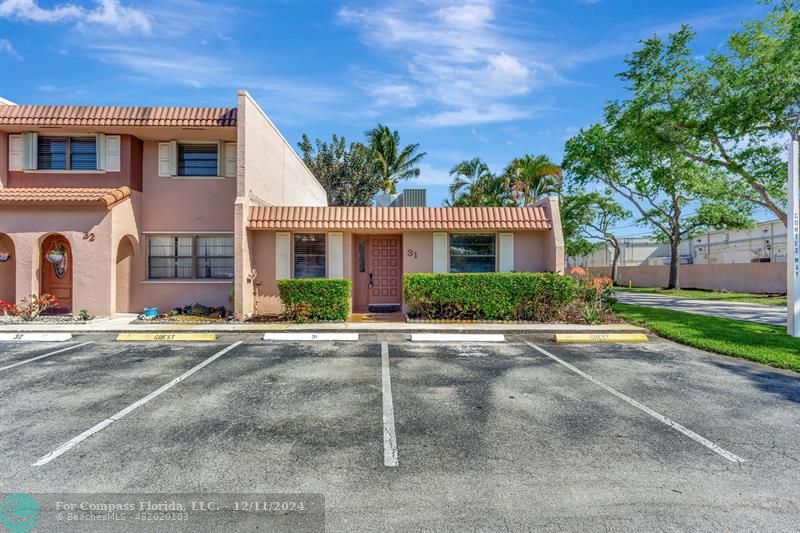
top-left (566, 267), bottom-right (616, 323)
top-left (0, 294), bottom-right (59, 321)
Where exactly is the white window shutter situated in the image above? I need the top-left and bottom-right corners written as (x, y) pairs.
top-left (276, 232), bottom-right (291, 280)
top-left (8, 134), bottom-right (22, 171)
top-left (95, 133), bottom-right (106, 170)
top-left (224, 142), bottom-right (237, 178)
top-left (217, 140), bottom-right (225, 177)
top-left (328, 232), bottom-right (343, 278)
top-left (169, 140), bottom-right (178, 176)
top-left (158, 142), bottom-right (172, 177)
top-left (499, 233), bottom-right (514, 272)
top-left (433, 232), bottom-right (448, 273)
top-left (105, 135), bottom-right (121, 171)
top-left (22, 132), bottom-right (37, 170)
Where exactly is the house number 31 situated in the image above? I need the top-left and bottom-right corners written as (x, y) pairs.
top-left (407, 249), bottom-right (417, 258)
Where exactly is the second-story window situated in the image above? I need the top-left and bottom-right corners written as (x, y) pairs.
top-left (178, 143), bottom-right (218, 177)
top-left (38, 136), bottom-right (97, 170)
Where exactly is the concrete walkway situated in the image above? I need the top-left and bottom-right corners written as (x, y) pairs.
top-left (615, 291), bottom-right (787, 326)
top-left (0, 313), bottom-right (644, 333)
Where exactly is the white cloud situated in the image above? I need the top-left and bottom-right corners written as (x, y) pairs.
top-left (339, 0), bottom-right (560, 127)
top-left (416, 104), bottom-right (543, 128)
top-left (365, 80), bottom-right (418, 108)
top-left (0, 38), bottom-right (20, 59)
top-left (0, 0), bottom-right (150, 33)
top-left (84, 0), bottom-right (150, 34)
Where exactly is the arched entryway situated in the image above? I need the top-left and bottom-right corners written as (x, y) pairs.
top-left (116, 235), bottom-right (136, 313)
top-left (41, 234), bottom-right (73, 313)
top-left (0, 233), bottom-right (15, 306)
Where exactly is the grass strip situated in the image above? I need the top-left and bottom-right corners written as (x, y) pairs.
top-left (613, 303), bottom-right (800, 372)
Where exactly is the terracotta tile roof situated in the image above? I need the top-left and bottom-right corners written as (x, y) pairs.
top-left (248, 206), bottom-right (552, 230)
top-left (0, 187), bottom-right (131, 208)
top-left (0, 105), bottom-right (237, 127)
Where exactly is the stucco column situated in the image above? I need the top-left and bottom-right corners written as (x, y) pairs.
top-left (537, 196), bottom-right (565, 274)
top-left (234, 198), bottom-right (254, 319)
top-left (13, 233), bottom-right (39, 303)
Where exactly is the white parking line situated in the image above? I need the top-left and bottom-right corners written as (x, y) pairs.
top-left (381, 342), bottom-right (399, 467)
top-left (0, 333), bottom-right (73, 342)
top-left (263, 333), bottom-right (359, 341)
top-left (32, 341), bottom-right (243, 467)
top-left (523, 340), bottom-right (745, 464)
top-left (0, 342), bottom-right (93, 373)
top-left (411, 333), bottom-right (505, 343)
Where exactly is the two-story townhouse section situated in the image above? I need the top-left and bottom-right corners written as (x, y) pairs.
top-left (0, 89), bottom-right (564, 319)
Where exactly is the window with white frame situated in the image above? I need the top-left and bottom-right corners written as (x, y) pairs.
top-left (38, 136), bottom-right (97, 170)
top-left (148, 235), bottom-right (234, 279)
top-left (449, 234), bottom-right (496, 273)
top-left (177, 143), bottom-right (218, 176)
top-left (294, 233), bottom-right (326, 278)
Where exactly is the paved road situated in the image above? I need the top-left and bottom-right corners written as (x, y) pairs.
top-left (0, 332), bottom-right (798, 531)
top-left (615, 291), bottom-right (787, 326)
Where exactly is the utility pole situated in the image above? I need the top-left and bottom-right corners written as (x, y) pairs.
top-left (788, 136), bottom-right (800, 336)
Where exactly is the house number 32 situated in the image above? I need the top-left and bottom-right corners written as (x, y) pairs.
top-left (407, 249), bottom-right (417, 258)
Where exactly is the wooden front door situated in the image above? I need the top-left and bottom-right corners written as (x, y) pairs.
top-left (41, 235), bottom-right (72, 313)
top-left (367, 235), bottom-right (402, 307)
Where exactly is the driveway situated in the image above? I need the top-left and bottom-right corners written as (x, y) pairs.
top-left (615, 290), bottom-right (787, 326)
top-left (0, 333), bottom-right (798, 531)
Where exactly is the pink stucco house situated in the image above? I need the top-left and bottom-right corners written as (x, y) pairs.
top-left (0, 91), bottom-right (564, 318)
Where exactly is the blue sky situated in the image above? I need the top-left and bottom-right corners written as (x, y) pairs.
top-left (0, 0), bottom-right (771, 233)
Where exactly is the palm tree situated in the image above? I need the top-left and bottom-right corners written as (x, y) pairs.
top-left (448, 158), bottom-right (492, 203)
top-left (504, 154), bottom-right (563, 206)
top-left (365, 124), bottom-right (426, 194)
top-left (445, 159), bottom-right (514, 207)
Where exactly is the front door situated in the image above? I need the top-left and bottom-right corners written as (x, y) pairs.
top-left (41, 235), bottom-right (73, 313)
top-left (367, 235), bottom-right (402, 310)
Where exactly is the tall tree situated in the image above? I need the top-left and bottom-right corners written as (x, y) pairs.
top-left (560, 191), bottom-right (631, 283)
top-left (563, 104), bottom-right (753, 289)
top-left (444, 158), bottom-right (513, 207)
top-left (504, 154), bottom-right (563, 206)
top-left (298, 134), bottom-right (382, 206)
top-left (365, 124), bottom-right (426, 194)
top-left (618, 2), bottom-right (800, 224)
top-left (447, 158), bottom-right (493, 203)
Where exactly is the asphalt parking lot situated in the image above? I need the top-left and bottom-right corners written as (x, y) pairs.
top-left (0, 333), bottom-right (798, 531)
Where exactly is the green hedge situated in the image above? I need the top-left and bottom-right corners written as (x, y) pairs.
top-left (278, 278), bottom-right (351, 322)
top-left (403, 272), bottom-right (575, 321)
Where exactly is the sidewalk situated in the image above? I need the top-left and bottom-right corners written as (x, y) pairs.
top-left (0, 314), bottom-right (645, 333)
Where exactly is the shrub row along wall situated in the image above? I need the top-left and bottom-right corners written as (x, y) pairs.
top-left (404, 272), bottom-right (575, 321)
top-left (278, 278), bottom-right (351, 322)
top-left (590, 263), bottom-right (786, 293)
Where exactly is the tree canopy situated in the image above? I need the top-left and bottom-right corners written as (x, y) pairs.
top-left (298, 134), bottom-right (383, 206)
top-left (365, 124), bottom-right (426, 195)
top-left (563, 102), bottom-right (753, 288)
top-left (617, 1), bottom-right (800, 224)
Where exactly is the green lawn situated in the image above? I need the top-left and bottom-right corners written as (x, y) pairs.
top-left (615, 286), bottom-right (786, 306)
top-left (613, 303), bottom-right (800, 372)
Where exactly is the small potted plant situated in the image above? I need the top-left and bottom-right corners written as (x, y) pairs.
top-left (0, 249), bottom-right (9, 263)
top-left (46, 247), bottom-right (64, 264)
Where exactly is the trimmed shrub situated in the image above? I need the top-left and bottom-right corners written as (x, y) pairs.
top-left (404, 272), bottom-right (575, 321)
top-left (278, 278), bottom-right (352, 322)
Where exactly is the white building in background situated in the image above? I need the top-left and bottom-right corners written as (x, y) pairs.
top-left (569, 219), bottom-right (787, 268)
top-left (690, 219), bottom-right (785, 264)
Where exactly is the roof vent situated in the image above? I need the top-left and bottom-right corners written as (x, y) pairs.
top-left (401, 189), bottom-right (427, 207)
